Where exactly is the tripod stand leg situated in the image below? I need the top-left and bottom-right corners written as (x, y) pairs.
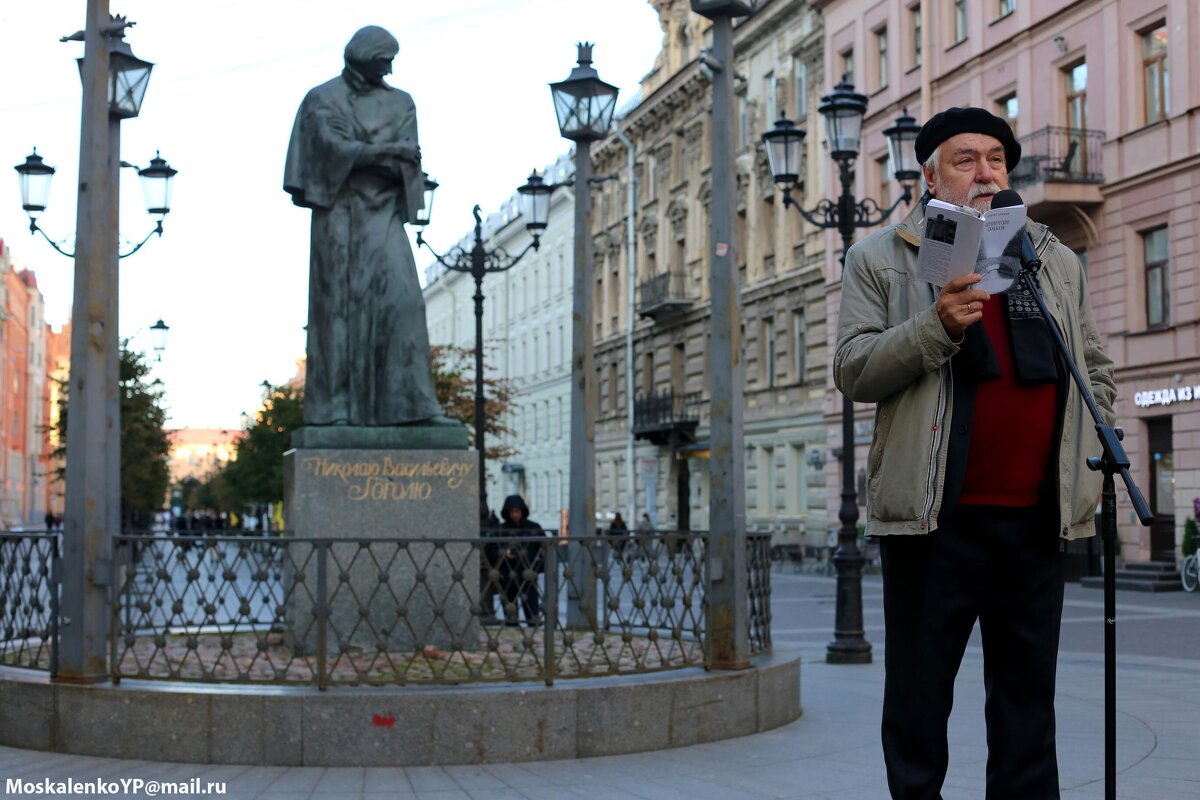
top-left (1101, 471), bottom-right (1117, 800)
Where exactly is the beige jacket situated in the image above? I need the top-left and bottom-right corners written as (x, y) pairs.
top-left (834, 201), bottom-right (1116, 539)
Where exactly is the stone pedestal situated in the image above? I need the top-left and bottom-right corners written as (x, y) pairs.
top-left (283, 426), bottom-right (478, 654)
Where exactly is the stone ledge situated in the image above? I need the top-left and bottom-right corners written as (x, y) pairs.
top-left (0, 652), bottom-right (801, 766)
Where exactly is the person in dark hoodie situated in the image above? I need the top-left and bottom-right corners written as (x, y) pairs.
top-left (499, 494), bottom-right (544, 626)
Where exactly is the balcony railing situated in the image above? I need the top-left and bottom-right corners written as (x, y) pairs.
top-left (1009, 125), bottom-right (1104, 188)
top-left (633, 390), bottom-right (700, 444)
top-left (637, 272), bottom-right (691, 320)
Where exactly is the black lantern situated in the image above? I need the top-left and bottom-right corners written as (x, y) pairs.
top-left (149, 318), bottom-right (169, 360)
top-left (77, 32), bottom-right (154, 119)
top-left (762, 115), bottom-right (806, 190)
top-left (14, 149), bottom-right (55, 217)
top-left (137, 151), bottom-right (176, 219)
top-left (690, 0), bottom-right (757, 18)
top-left (415, 174), bottom-right (438, 228)
top-left (517, 170), bottom-right (554, 233)
top-left (883, 108), bottom-right (921, 184)
top-left (819, 80), bottom-right (869, 161)
top-left (550, 43), bottom-right (619, 143)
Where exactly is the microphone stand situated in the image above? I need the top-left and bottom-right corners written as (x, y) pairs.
top-left (1015, 264), bottom-right (1153, 800)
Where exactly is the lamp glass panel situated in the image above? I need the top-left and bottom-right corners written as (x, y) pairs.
top-left (110, 59), bottom-right (152, 118)
top-left (552, 83), bottom-right (618, 140)
top-left (139, 171), bottom-right (173, 218)
top-left (825, 108), bottom-right (863, 157)
top-left (521, 188), bottom-right (552, 229)
top-left (149, 320), bottom-right (169, 354)
top-left (416, 180), bottom-right (437, 226)
top-left (18, 170), bottom-right (53, 216)
top-left (763, 128), bottom-right (804, 184)
top-left (887, 131), bottom-right (919, 180)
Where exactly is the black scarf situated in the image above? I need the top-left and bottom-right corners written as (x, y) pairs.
top-left (956, 276), bottom-right (1058, 384)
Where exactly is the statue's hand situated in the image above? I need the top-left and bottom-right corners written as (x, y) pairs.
top-left (370, 142), bottom-right (419, 164)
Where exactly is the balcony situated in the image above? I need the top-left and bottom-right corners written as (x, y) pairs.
top-left (633, 390), bottom-right (700, 445)
top-left (637, 272), bottom-right (691, 321)
top-left (1008, 125), bottom-right (1104, 207)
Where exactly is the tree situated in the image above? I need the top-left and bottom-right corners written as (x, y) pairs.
top-left (430, 344), bottom-right (516, 461)
top-left (50, 345), bottom-right (172, 528)
top-left (221, 383), bottom-right (304, 507)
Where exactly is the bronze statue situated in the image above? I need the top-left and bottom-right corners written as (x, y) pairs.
top-left (284, 26), bottom-right (449, 427)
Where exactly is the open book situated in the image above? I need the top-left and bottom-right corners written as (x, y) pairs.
top-left (916, 198), bottom-right (1028, 294)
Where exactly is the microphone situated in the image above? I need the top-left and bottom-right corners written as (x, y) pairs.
top-left (991, 189), bottom-right (1041, 273)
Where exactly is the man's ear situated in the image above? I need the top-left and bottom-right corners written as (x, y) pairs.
top-left (922, 164), bottom-right (937, 197)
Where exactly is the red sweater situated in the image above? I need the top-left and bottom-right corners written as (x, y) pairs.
top-left (958, 299), bottom-right (1058, 507)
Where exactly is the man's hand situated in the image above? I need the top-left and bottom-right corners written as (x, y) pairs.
top-left (936, 274), bottom-right (990, 341)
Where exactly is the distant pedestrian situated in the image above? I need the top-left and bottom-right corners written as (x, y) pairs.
top-left (499, 494), bottom-right (545, 626)
top-left (607, 513), bottom-right (629, 559)
top-left (44, 511), bottom-right (54, 532)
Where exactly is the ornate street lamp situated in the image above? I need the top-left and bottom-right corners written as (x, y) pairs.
top-left (14, 148), bottom-right (176, 257)
top-left (691, 0), bottom-right (758, 670)
top-left (550, 43), bottom-right (618, 630)
top-left (416, 173), bottom-right (557, 516)
top-left (763, 87), bottom-right (920, 665)
top-left (414, 173), bottom-right (438, 229)
top-left (149, 318), bottom-right (169, 361)
top-left (550, 43), bottom-right (619, 142)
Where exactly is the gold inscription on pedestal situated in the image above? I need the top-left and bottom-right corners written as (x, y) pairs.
top-left (301, 456), bottom-right (473, 501)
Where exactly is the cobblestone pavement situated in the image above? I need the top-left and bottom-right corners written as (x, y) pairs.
top-left (1, 574), bottom-right (1196, 799)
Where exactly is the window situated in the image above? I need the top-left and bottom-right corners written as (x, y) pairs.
top-left (997, 0), bottom-right (1014, 17)
top-left (737, 92), bottom-right (749, 148)
top-left (642, 352), bottom-right (655, 395)
top-left (954, 0), bottom-right (968, 43)
top-left (840, 49), bottom-right (854, 85)
top-left (1142, 23), bottom-right (1168, 124)
top-left (997, 92), bottom-right (1018, 134)
top-left (1065, 61), bottom-right (1088, 175)
top-left (792, 56), bottom-right (807, 116)
top-left (1144, 227), bottom-right (1169, 328)
top-left (911, 5), bottom-right (922, 67)
top-left (875, 27), bottom-right (888, 90)
top-left (764, 71), bottom-right (777, 124)
top-left (760, 316), bottom-right (776, 388)
top-left (791, 309), bottom-right (806, 382)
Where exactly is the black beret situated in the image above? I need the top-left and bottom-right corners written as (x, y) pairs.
top-left (915, 107), bottom-right (1021, 169)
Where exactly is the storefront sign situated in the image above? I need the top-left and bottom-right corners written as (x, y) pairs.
top-left (1133, 385), bottom-right (1200, 408)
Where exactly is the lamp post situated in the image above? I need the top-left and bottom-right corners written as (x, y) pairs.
top-left (23, 2), bottom-right (167, 683)
top-left (414, 172), bottom-right (555, 517)
top-left (549, 42), bottom-right (619, 629)
top-left (691, 0), bottom-right (757, 670)
top-left (762, 84), bottom-right (920, 664)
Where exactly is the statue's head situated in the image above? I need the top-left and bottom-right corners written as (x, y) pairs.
top-left (344, 26), bottom-right (399, 84)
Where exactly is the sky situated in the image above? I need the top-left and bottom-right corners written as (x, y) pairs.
top-left (0, 0), bottom-right (663, 430)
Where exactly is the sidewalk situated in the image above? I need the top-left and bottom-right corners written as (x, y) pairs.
top-left (1, 577), bottom-right (1197, 799)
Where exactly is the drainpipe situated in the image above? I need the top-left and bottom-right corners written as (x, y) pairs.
top-left (615, 124), bottom-right (637, 526)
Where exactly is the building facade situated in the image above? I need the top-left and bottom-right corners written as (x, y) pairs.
top-left (815, 0), bottom-right (1200, 563)
top-left (591, 0), bottom-right (833, 542)
top-left (423, 154), bottom-right (576, 528)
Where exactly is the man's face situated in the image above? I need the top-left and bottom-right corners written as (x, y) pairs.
top-left (510, 508), bottom-right (525, 523)
top-left (924, 132), bottom-right (1009, 212)
top-left (361, 55), bottom-right (394, 83)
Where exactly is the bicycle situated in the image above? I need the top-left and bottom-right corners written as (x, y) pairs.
top-left (1182, 552), bottom-right (1198, 592)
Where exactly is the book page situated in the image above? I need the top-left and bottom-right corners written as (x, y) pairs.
top-left (915, 200), bottom-right (984, 286)
top-left (975, 205), bottom-right (1027, 294)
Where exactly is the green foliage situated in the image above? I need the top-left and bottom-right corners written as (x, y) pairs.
top-left (431, 344), bottom-right (515, 461)
top-left (1184, 517), bottom-right (1198, 557)
top-left (220, 383), bottom-right (304, 507)
top-left (50, 345), bottom-right (172, 527)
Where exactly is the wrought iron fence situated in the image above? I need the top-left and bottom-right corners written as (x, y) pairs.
top-left (0, 531), bottom-right (58, 674)
top-left (110, 532), bottom-right (724, 687)
top-left (636, 271), bottom-right (691, 314)
top-left (747, 532), bottom-right (772, 654)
